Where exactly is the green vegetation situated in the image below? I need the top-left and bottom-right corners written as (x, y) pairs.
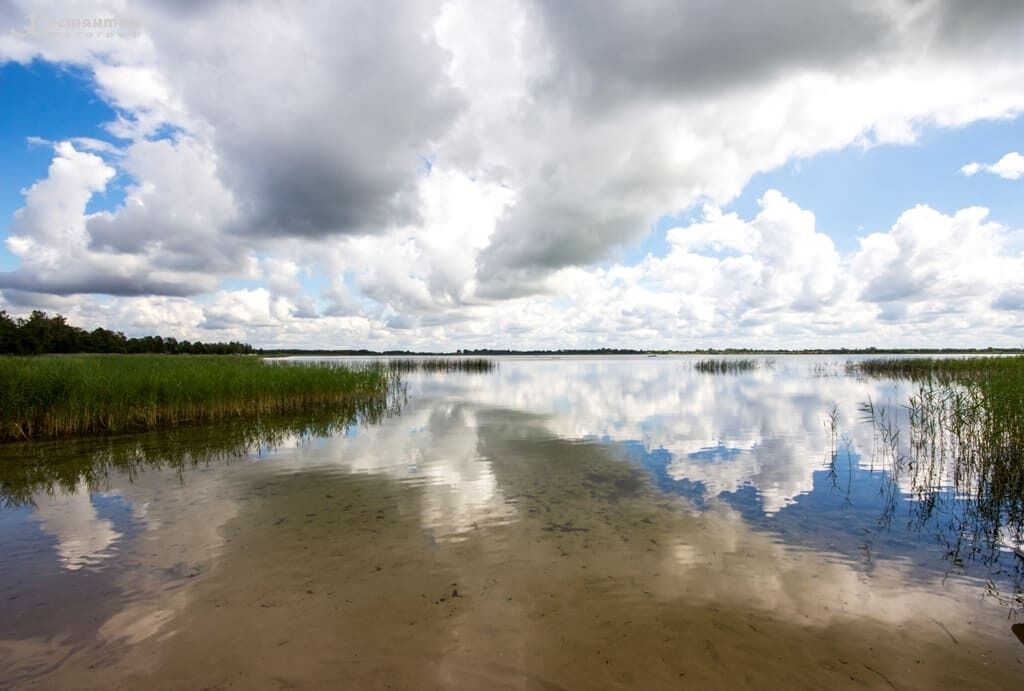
top-left (850, 357), bottom-right (1023, 507)
top-left (0, 355), bottom-right (391, 442)
top-left (694, 358), bottom-right (759, 374)
top-left (848, 355), bottom-right (1024, 383)
top-left (0, 310), bottom-right (254, 355)
top-left (379, 357), bottom-right (496, 373)
top-left (854, 356), bottom-right (1024, 596)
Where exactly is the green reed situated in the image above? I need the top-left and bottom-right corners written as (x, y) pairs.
top-left (849, 355), bottom-right (1024, 383)
top-left (850, 357), bottom-right (1023, 496)
top-left (694, 358), bottom-right (759, 374)
top-left (854, 356), bottom-right (1024, 605)
top-left (377, 357), bottom-right (496, 373)
top-left (0, 355), bottom-right (392, 441)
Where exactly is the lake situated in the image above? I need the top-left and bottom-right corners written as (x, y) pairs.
top-left (1, 355), bottom-right (1022, 689)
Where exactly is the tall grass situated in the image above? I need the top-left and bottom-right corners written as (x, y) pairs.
top-left (0, 355), bottom-right (392, 441)
top-left (850, 356), bottom-right (1023, 495)
top-left (849, 355), bottom-right (1024, 383)
top-left (376, 357), bottom-right (496, 373)
top-left (694, 358), bottom-right (759, 374)
top-left (854, 356), bottom-right (1024, 605)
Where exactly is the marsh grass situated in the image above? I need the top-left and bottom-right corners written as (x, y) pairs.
top-left (850, 357), bottom-right (1024, 481)
top-left (0, 355), bottom-right (392, 442)
top-left (848, 355), bottom-right (1021, 380)
top-left (377, 357), bottom-right (496, 373)
top-left (854, 356), bottom-right (1024, 607)
top-left (694, 358), bottom-right (759, 374)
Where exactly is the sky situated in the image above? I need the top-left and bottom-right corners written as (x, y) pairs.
top-left (0, 0), bottom-right (1023, 350)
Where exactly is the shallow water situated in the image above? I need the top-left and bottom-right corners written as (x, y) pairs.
top-left (1, 355), bottom-right (1022, 689)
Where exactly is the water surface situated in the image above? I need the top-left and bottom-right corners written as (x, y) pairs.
top-left (2, 356), bottom-right (1022, 689)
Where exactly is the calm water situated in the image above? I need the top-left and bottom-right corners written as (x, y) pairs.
top-left (1, 356), bottom-right (1022, 689)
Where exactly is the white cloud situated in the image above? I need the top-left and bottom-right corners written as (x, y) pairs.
top-left (990, 152), bottom-right (1024, 180)
top-left (853, 205), bottom-right (1016, 307)
top-left (0, 140), bottom-right (231, 296)
top-left (5, 141), bottom-right (113, 267)
top-left (1, 1), bottom-right (1024, 346)
top-left (3, 184), bottom-right (1022, 348)
top-left (961, 151), bottom-right (1024, 180)
top-left (463, 1), bottom-right (1024, 292)
top-left (86, 137), bottom-right (240, 271)
top-left (333, 168), bottom-right (515, 317)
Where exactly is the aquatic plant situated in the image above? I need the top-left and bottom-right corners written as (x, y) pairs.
top-left (0, 355), bottom-right (393, 442)
top-left (851, 357), bottom-right (1023, 495)
top-left (847, 354), bottom-right (1024, 383)
top-left (375, 357), bottom-right (496, 373)
top-left (694, 358), bottom-right (759, 374)
top-left (855, 356), bottom-right (1024, 608)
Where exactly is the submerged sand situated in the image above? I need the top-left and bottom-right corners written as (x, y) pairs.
top-left (3, 400), bottom-right (1022, 689)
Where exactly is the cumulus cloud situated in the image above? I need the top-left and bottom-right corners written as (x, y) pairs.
top-left (0, 141), bottom-right (227, 296)
top-left (1, 0), bottom-right (1024, 346)
top-left (549, 191), bottom-right (1022, 348)
top-left (854, 205), bottom-right (1014, 307)
top-left (134, 0), bottom-right (463, 239)
top-left (666, 191), bottom-right (843, 313)
top-left (87, 137), bottom-right (239, 267)
top-left (467, 0), bottom-right (1024, 292)
top-left (960, 152), bottom-right (1024, 180)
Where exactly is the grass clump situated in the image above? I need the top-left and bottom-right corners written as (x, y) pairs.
top-left (0, 355), bottom-right (391, 442)
top-left (379, 357), bottom-right (496, 373)
top-left (694, 358), bottom-right (759, 374)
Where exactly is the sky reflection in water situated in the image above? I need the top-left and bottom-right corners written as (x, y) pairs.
top-left (5, 356), bottom-right (1020, 586)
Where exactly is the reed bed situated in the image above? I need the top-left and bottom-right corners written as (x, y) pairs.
top-left (855, 355), bottom-right (1024, 594)
top-left (377, 357), bottom-right (496, 373)
top-left (0, 355), bottom-right (391, 442)
top-left (848, 355), bottom-right (1024, 383)
top-left (694, 358), bottom-right (759, 374)
top-left (851, 356), bottom-right (1023, 498)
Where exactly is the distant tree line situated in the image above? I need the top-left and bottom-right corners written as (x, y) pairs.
top-left (0, 311), bottom-right (255, 355)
